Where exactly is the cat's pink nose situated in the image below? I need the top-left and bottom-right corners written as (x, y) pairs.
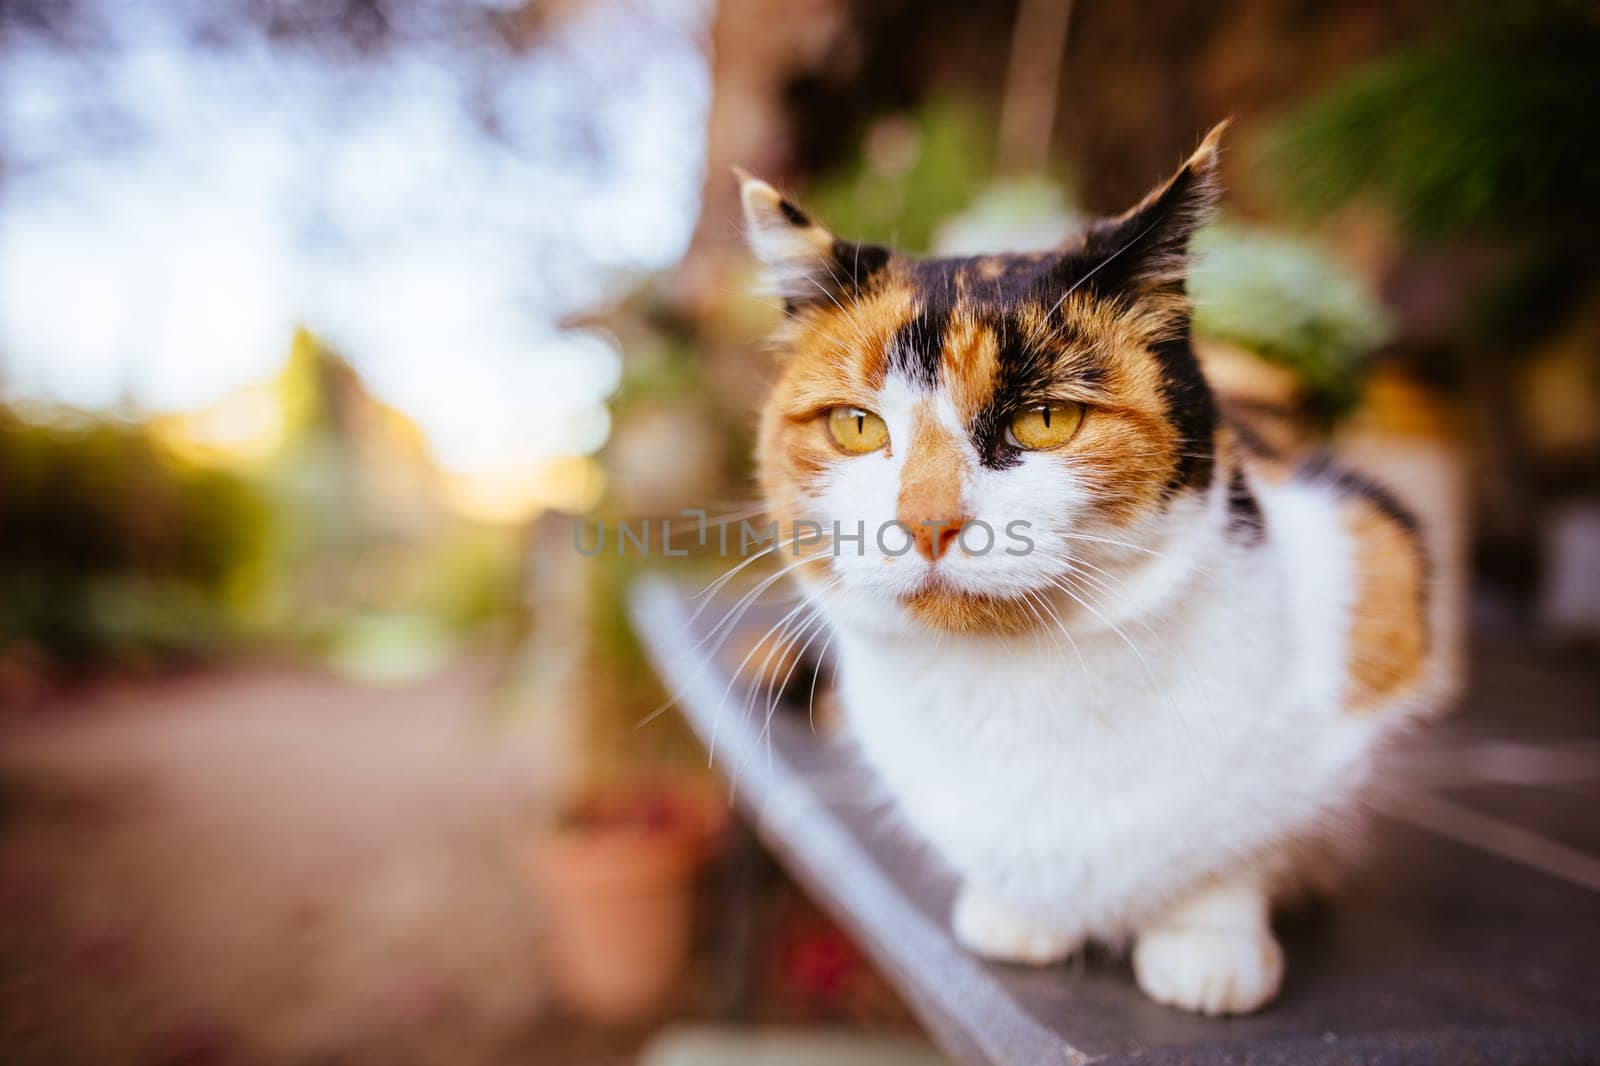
top-left (908, 517), bottom-right (967, 562)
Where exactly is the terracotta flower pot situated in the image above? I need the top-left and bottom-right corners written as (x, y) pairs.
top-left (527, 779), bottom-right (726, 1024)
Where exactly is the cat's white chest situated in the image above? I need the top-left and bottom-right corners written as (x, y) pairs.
top-left (827, 578), bottom-right (1376, 940)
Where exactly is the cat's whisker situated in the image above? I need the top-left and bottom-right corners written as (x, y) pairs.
top-left (807, 628), bottom-right (836, 736)
top-left (715, 595), bottom-right (815, 780)
top-left (708, 560), bottom-right (834, 770)
top-left (1045, 215), bottom-right (1165, 321)
top-left (1055, 531), bottom-right (1170, 559)
top-left (660, 503), bottom-right (770, 533)
top-left (1046, 575), bottom-right (1196, 747)
top-left (742, 603), bottom-right (815, 761)
top-left (732, 602), bottom-right (819, 808)
top-left (1017, 590), bottom-right (1051, 660)
top-left (806, 273), bottom-right (875, 355)
top-left (1059, 557), bottom-right (1146, 616)
top-left (1053, 559), bottom-right (1154, 625)
top-left (1052, 528), bottom-right (1219, 581)
top-left (635, 550), bottom-right (830, 730)
top-left (689, 542), bottom-right (783, 604)
top-left (1021, 589), bottom-right (1087, 696)
top-left (688, 530), bottom-right (820, 615)
top-left (725, 573), bottom-right (840, 806)
top-left (693, 548), bottom-right (788, 605)
top-left (755, 591), bottom-right (830, 724)
top-left (1025, 588), bottom-right (1099, 707)
top-left (650, 505), bottom-right (774, 560)
top-left (1058, 550), bottom-right (1124, 587)
top-left (697, 551), bottom-right (832, 669)
top-left (746, 582), bottom-right (840, 781)
top-left (767, 593), bottom-right (836, 725)
top-left (681, 555), bottom-right (815, 679)
top-left (1060, 568), bottom-right (1222, 741)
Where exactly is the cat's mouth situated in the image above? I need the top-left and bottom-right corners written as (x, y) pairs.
top-left (899, 578), bottom-right (1038, 636)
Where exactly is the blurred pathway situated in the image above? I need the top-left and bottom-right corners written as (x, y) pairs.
top-left (0, 662), bottom-right (632, 1065)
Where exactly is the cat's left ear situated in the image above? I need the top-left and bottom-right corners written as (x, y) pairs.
top-left (736, 169), bottom-right (888, 311)
top-left (1073, 120), bottom-right (1229, 301)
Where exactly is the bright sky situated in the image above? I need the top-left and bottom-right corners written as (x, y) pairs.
top-left (0, 0), bottom-right (711, 478)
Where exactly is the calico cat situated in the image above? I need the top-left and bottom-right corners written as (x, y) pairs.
top-left (734, 123), bottom-right (1460, 1015)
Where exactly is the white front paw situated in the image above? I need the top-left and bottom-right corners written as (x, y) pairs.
top-left (1133, 925), bottom-right (1284, 1015)
top-left (952, 887), bottom-right (1079, 966)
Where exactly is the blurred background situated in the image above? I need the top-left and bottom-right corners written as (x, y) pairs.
top-left (1, 0), bottom-right (1597, 1063)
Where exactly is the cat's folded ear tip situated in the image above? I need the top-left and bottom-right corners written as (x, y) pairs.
top-left (1189, 119), bottom-right (1233, 169)
top-left (732, 165), bottom-right (775, 197)
top-left (736, 173), bottom-right (823, 238)
top-left (734, 168), bottom-right (783, 213)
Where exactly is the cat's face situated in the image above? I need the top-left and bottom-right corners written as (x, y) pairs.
top-left (744, 125), bottom-right (1227, 637)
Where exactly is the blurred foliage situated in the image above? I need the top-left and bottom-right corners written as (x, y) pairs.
top-left (1264, 0), bottom-right (1600, 350)
top-left (805, 101), bottom-right (994, 254)
top-left (0, 332), bottom-right (523, 677)
top-left (1264, 2), bottom-right (1599, 241)
top-left (932, 178), bottom-right (1084, 255)
top-left (1191, 223), bottom-right (1392, 412)
top-left (0, 410), bottom-right (269, 663)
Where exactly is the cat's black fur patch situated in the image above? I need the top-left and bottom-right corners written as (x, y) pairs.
top-left (1073, 148), bottom-right (1219, 301)
top-left (888, 306), bottom-right (950, 389)
top-left (1226, 465), bottom-right (1265, 545)
top-left (1295, 453), bottom-right (1420, 535)
top-left (832, 240), bottom-right (891, 291)
top-left (1150, 331), bottom-right (1218, 494)
top-left (778, 198), bottom-right (810, 227)
top-left (785, 239), bottom-right (890, 314)
top-left (1295, 452), bottom-right (1431, 644)
top-left (1222, 411), bottom-right (1284, 462)
top-left (907, 257), bottom-right (963, 309)
top-left (904, 253), bottom-right (1068, 314)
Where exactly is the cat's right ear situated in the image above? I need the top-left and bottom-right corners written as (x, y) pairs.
top-left (736, 168), bottom-right (888, 311)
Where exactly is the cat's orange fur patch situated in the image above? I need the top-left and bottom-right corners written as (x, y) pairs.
top-left (1342, 499), bottom-right (1428, 713)
top-left (942, 318), bottom-right (1000, 422)
top-left (897, 403), bottom-right (966, 526)
top-left (904, 587), bottom-right (1036, 635)
top-left (767, 280), bottom-right (914, 414)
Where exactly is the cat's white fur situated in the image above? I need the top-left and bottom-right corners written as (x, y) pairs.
top-left (790, 372), bottom-right (1448, 1014)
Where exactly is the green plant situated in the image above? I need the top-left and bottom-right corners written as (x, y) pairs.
top-left (1262, 1), bottom-right (1600, 347)
top-left (806, 100), bottom-right (994, 254)
top-left (1190, 223), bottom-right (1392, 412)
top-left (1265, 3), bottom-right (1599, 241)
top-left (0, 409), bottom-right (271, 663)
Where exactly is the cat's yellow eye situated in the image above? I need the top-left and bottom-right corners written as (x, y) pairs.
top-left (1008, 402), bottom-right (1085, 450)
top-left (826, 406), bottom-right (890, 454)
